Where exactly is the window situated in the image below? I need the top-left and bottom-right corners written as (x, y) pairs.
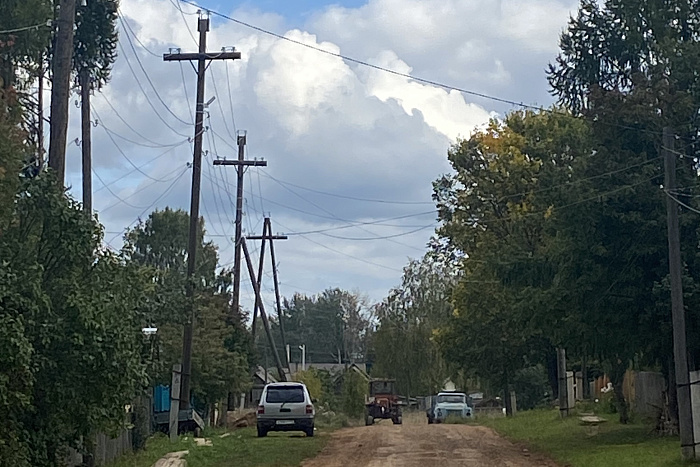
top-left (370, 381), bottom-right (395, 395)
top-left (266, 386), bottom-right (305, 403)
top-left (437, 394), bottom-right (466, 404)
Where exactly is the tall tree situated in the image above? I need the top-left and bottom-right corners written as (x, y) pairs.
top-left (548, 0), bottom-right (700, 425)
top-left (273, 288), bottom-right (372, 365)
top-left (372, 252), bottom-right (457, 397)
top-left (0, 174), bottom-right (150, 466)
top-left (122, 208), bottom-right (252, 416)
top-left (434, 109), bottom-right (595, 414)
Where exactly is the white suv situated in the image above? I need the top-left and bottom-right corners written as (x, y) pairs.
top-left (257, 382), bottom-right (315, 437)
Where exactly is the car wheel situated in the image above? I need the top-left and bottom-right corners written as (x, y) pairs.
top-left (305, 427), bottom-right (315, 437)
top-left (392, 416), bottom-right (402, 425)
top-left (427, 417), bottom-right (433, 424)
top-left (257, 426), bottom-right (268, 438)
top-left (365, 415), bottom-right (374, 426)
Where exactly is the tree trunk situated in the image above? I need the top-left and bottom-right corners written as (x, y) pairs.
top-left (609, 358), bottom-right (629, 424)
top-left (48, 0), bottom-right (77, 184)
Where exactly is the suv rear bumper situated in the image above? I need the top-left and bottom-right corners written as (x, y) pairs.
top-left (258, 417), bottom-right (314, 432)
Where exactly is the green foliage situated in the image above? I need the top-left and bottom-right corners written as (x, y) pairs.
top-left (272, 288), bottom-right (371, 365)
top-left (434, 110), bottom-right (592, 404)
top-left (123, 208), bottom-right (252, 412)
top-left (371, 254), bottom-right (456, 397)
top-left (547, 0), bottom-right (700, 423)
top-left (511, 365), bottom-right (550, 411)
top-left (73, 0), bottom-right (118, 88)
top-left (294, 369), bottom-right (323, 402)
top-left (0, 175), bottom-right (150, 466)
top-left (0, 0), bottom-right (52, 89)
top-left (340, 370), bottom-right (367, 418)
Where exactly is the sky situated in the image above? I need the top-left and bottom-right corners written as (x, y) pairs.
top-left (60, 0), bottom-right (581, 312)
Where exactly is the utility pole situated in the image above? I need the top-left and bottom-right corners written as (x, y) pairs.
top-left (163, 14), bottom-right (241, 410)
top-left (241, 237), bottom-right (287, 381)
top-left (557, 348), bottom-right (569, 417)
top-left (663, 126), bottom-right (695, 460)
top-left (37, 59), bottom-right (45, 169)
top-left (213, 133), bottom-right (267, 318)
top-left (48, 0), bottom-right (78, 184)
top-left (212, 136), bottom-right (266, 323)
top-left (247, 217), bottom-right (289, 369)
top-left (80, 69), bottom-right (92, 214)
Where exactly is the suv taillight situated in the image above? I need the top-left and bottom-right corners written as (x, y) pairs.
top-left (258, 405), bottom-right (265, 415)
top-left (306, 405), bottom-right (313, 414)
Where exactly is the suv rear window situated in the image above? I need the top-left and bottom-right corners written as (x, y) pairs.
top-left (266, 386), bottom-right (305, 403)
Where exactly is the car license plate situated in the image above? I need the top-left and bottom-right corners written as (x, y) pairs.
top-left (276, 420), bottom-right (294, 425)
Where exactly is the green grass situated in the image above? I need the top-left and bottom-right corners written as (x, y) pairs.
top-left (108, 427), bottom-right (328, 467)
top-left (479, 409), bottom-right (697, 467)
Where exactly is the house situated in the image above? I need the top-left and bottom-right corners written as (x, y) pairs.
top-left (231, 366), bottom-right (279, 409)
top-left (288, 362), bottom-right (368, 375)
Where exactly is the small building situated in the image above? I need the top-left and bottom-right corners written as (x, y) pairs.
top-left (231, 366), bottom-right (279, 409)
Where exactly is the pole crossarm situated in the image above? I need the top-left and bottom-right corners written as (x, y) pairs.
top-left (246, 234), bottom-right (288, 240)
top-left (213, 160), bottom-right (268, 167)
top-left (163, 51), bottom-right (241, 61)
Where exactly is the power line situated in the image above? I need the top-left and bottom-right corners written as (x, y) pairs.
top-left (99, 163), bottom-right (188, 213)
top-left (317, 224), bottom-right (435, 241)
top-left (97, 92), bottom-right (184, 148)
top-left (224, 61), bottom-right (238, 134)
top-left (92, 108), bottom-right (179, 182)
top-left (665, 190), bottom-right (700, 215)
top-left (260, 168), bottom-right (426, 251)
top-left (259, 169), bottom-right (433, 205)
top-left (203, 168), bottom-right (436, 234)
top-left (177, 0), bottom-right (675, 139)
top-left (117, 11), bottom-right (160, 57)
top-left (500, 155), bottom-right (664, 201)
top-left (115, 33), bottom-right (191, 137)
top-left (178, 0), bottom-right (539, 111)
top-left (93, 140), bottom-right (189, 194)
top-left (209, 65), bottom-right (237, 142)
top-left (105, 167), bottom-right (190, 246)
top-left (118, 12), bottom-right (192, 126)
top-left (0, 21), bottom-right (50, 34)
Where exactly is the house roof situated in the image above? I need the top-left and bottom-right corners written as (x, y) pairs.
top-left (254, 365), bottom-right (278, 384)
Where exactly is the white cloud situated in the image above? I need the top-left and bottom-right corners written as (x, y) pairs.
top-left (59, 0), bottom-right (580, 310)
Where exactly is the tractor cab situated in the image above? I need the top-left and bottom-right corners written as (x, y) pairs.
top-left (365, 379), bottom-right (402, 426)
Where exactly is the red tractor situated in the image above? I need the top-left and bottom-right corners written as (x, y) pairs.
top-left (365, 379), bottom-right (403, 425)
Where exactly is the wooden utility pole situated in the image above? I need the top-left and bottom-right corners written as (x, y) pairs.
top-left (163, 14), bottom-right (241, 410)
top-left (80, 69), bottom-right (92, 214)
top-left (48, 0), bottom-right (78, 184)
top-left (557, 348), bottom-right (569, 417)
top-left (241, 237), bottom-right (287, 381)
top-left (212, 135), bottom-right (266, 317)
top-left (663, 126), bottom-right (695, 460)
top-left (250, 219), bottom-right (267, 344)
top-left (248, 218), bottom-right (290, 369)
top-left (37, 61), bottom-right (45, 168)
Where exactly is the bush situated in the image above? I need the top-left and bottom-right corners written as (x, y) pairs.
top-left (341, 371), bottom-right (367, 418)
top-left (512, 365), bottom-right (550, 411)
top-left (294, 370), bottom-right (323, 401)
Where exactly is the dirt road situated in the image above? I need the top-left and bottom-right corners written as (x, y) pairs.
top-left (302, 414), bottom-right (559, 467)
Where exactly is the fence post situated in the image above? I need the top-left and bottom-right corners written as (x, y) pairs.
top-left (169, 364), bottom-right (182, 442)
